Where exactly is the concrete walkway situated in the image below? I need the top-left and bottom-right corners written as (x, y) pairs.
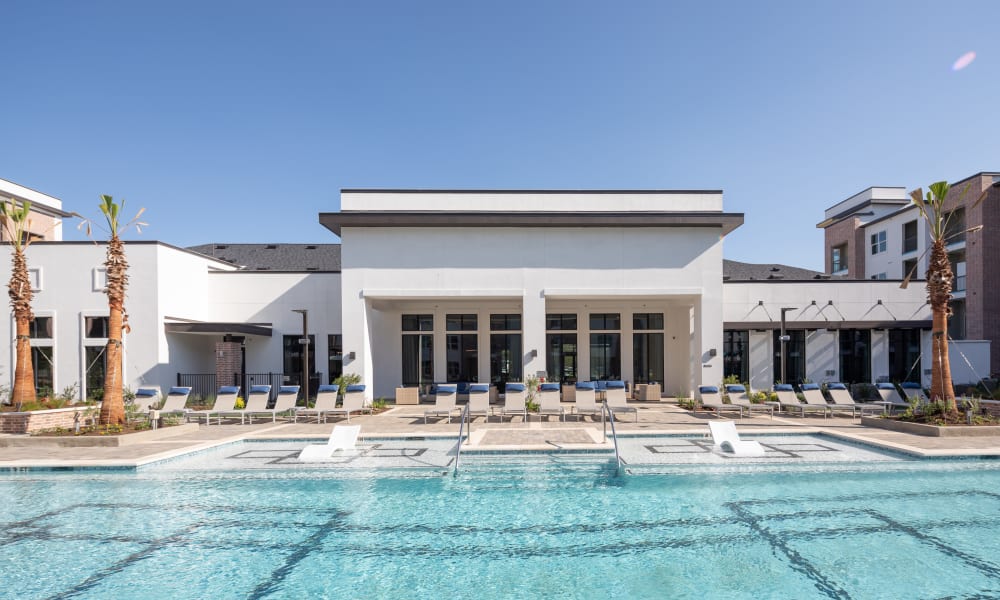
top-left (2, 402), bottom-right (1000, 468)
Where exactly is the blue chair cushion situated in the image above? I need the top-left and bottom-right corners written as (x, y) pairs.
top-left (168, 387), bottom-right (192, 395)
top-left (469, 384), bottom-right (490, 393)
top-left (539, 383), bottom-right (560, 391)
top-left (827, 383), bottom-right (847, 390)
top-left (317, 384), bottom-right (339, 393)
top-left (595, 381), bottom-right (608, 390)
top-left (800, 383), bottom-right (820, 391)
top-left (773, 384), bottom-right (794, 392)
top-left (877, 382), bottom-right (896, 390)
top-left (250, 385), bottom-right (271, 394)
top-left (725, 384), bottom-right (746, 393)
top-left (606, 381), bottom-right (626, 389)
top-left (457, 382), bottom-right (471, 394)
top-left (505, 383), bottom-right (525, 392)
top-left (699, 385), bottom-right (719, 394)
top-left (135, 388), bottom-right (158, 397)
top-left (218, 386), bottom-right (240, 394)
top-left (576, 382), bottom-right (596, 391)
top-left (901, 382), bottom-right (921, 389)
top-left (346, 384), bottom-right (366, 393)
top-left (278, 386), bottom-right (299, 395)
top-left (435, 385), bottom-right (457, 395)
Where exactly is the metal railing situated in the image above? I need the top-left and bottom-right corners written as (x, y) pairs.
top-left (601, 400), bottom-right (623, 476)
top-left (453, 404), bottom-right (471, 477)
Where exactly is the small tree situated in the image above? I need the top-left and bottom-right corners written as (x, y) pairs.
top-left (81, 195), bottom-right (146, 425)
top-left (0, 201), bottom-right (37, 407)
top-left (906, 181), bottom-right (992, 413)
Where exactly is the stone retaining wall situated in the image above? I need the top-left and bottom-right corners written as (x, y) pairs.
top-left (0, 405), bottom-right (97, 434)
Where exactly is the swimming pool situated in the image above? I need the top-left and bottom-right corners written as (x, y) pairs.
top-left (2, 437), bottom-right (1000, 599)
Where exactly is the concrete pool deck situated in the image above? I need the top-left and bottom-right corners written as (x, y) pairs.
top-left (2, 402), bottom-right (1000, 468)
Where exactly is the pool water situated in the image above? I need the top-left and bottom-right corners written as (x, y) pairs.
top-left (2, 439), bottom-right (1000, 599)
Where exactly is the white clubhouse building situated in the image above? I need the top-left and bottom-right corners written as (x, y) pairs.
top-left (0, 183), bottom-right (989, 402)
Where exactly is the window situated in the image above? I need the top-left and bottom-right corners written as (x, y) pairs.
top-left (831, 244), bottom-right (848, 273)
top-left (632, 313), bottom-right (664, 330)
top-left (282, 334), bottom-right (316, 387)
top-left (839, 329), bottom-right (871, 384)
top-left (902, 220), bottom-right (918, 253)
top-left (870, 231), bottom-right (886, 255)
top-left (949, 300), bottom-right (966, 340)
top-left (83, 315), bottom-right (109, 401)
top-left (490, 314), bottom-right (521, 331)
top-left (589, 313), bottom-right (620, 331)
top-left (92, 268), bottom-right (107, 291)
top-left (944, 208), bottom-right (966, 244)
top-left (327, 334), bottom-right (343, 383)
top-left (723, 330), bottom-right (748, 383)
top-left (773, 330), bottom-right (805, 384)
top-left (870, 273), bottom-right (887, 280)
top-left (546, 315), bottom-right (577, 383)
top-left (446, 314), bottom-right (477, 331)
top-left (590, 333), bottom-right (621, 381)
top-left (546, 314), bottom-right (577, 330)
top-left (489, 314), bottom-right (522, 390)
top-left (633, 313), bottom-right (664, 385)
top-left (888, 329), bottom-right (921, 383)
top-left (902, 258), bottom-right (919, 280)
top-left (446, 332), bottom-right (478, 382)
top-left (402, 314), bottom-right (433, 331)
top-left (30, 316), bottom-right (54, 339)
top-left (30, 315), bottom-right (54, 394)
top-left (950, 251), bottom-right (966, 293)
top-left (85, 316), bottom-right (109, 338)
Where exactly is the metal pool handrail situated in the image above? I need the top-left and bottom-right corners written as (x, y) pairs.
top-left (453, 403), bottom-right (470, 477)
top-left (601, 400), bottom-right (623, 476)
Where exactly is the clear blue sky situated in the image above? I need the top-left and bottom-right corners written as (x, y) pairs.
top-left (2, 1), bottom-right (997, 271)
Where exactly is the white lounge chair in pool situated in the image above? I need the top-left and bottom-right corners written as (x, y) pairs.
top-left (573, 382), bottom-right (601, 421)
top-left (876, 382), bottom-right (909, 414)
top-left (158, 387), bottom-right (192, 416)
top-left (424, 385), bottom-right (459, 423)
top-left (536, 383), bottom-right (564, 421)
top-left (725, 384), bottom-right (772, 418)
top-left (708, 421), bottom-right (766, 457)
top-left (327, 385), bottom-right (370, 422)
top-left (246, 385), bottom-right (299, 423)
top-left (498, 383), bottom-right (526, 422)
top-left (826, 383), bottom-right (883, 418)
top-left (468, 384), bottom-right (493, 422)
top-left (605, 381), bottom-right (637, 422)
top-left (298, 424), bottom-right (361, 461)
top-left (296, 384), bottom-right (338, 423)
top-left (234, 384), bottom-right (272, 424)
top-left (188, 386), bottom-right (240, 425)
top-left (698, 385), bottom-right (743, 418)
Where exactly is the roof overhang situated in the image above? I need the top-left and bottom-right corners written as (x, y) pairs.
top-left (320, 211), bottom-right (744, 236)
top-left (164, 321), bottom-right (272, 337)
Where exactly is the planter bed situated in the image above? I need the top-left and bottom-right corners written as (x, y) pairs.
top-left (0, 423), bottom-right (200, 447)
top-left (861, 417), bottom-right (1000, 437)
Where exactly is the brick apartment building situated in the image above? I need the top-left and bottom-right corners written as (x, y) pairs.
top-left (819, 171), bottom-right (1000, 377)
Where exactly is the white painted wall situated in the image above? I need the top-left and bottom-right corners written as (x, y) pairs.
top-left (863, 206), bottom-right (927, 280)
top-left (341, 191), bottom-right (724, 212)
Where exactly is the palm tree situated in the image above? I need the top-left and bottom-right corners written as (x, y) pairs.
top-left (82, 195), bottom-right (145, 425)
top-left (907, 181), bottom-right (991, 413)
top-left (0, 200), bottom-right (37, 408)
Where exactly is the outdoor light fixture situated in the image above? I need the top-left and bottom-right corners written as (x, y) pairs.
top-left (347, 351), bottom-right (356, 360)
top-left (779, 307), bottom-right (798, 383)
top-left (529, 349), bottom-right (538, 359)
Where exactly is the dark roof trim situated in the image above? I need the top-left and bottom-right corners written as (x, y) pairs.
top-left (724, 320), bottom-right (930, 330)
top-left (165, 321), bottom-right (272, 337)
top-left (320, 211), bottom-right (744, 236)
top-left (723, 278), bottom-right (920, 284)
top-left (816, 199), bottom-right (908, 229)
top-left (341, 188), bottom-right (723, 194)
top-left (207, 270), bottom-right (341, 275)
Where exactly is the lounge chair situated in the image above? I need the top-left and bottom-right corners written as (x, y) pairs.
top-left (799, 383), bottom-right (832, 418)
top-left (708, 421), bottom-right (766, 457)
top-left (468, 384), bottom-right (493, 422)
top-left (298, 424), bottom-right (361, 461)
top-left (606, 380), bottom-right (637, 422)
top-left (296, 384), bottom-right (338, 423)
top-left (774, 384), bottom-right (823, 417)
top-left (424, 384), bottom-right (458, 423)
top-left (158, 387), bottom-right (192, 416)
top-left (573, 382), bottom-right (601, 421)
top-left (234, 385), bottom-right (272, 424)
top-left (327, 385), bottom-right (370, 422)
top-left (826, 383), bottom-right (883, 417)
top-left (900, 382), bottom-right (930, 404)
top-left (247, 385), bottom-right (298, 423)
top-left (876, 382), bottom-right (909, 414)
top-left (134, 387), bottom-right (161, 411)
top-left (698, 385), bottom-right (743, 418)
top-left (725, 384), bottom-right (773, 418)
top-left (188, 386), bottom-right (240, 425)
top-left (343, 384), bottom-right (371, 414)
top-left (498, 383), bottom-right (526, 422)
top-left (536, 382), bottom-right (564, 421)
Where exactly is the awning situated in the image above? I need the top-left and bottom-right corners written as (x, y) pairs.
top-left (164, 321), bottom-right (272, 337)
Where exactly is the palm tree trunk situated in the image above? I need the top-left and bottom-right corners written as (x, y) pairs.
top-left (8, 248), bottom-right (35, 407)
top-left (927, 239), bottom-right (956, 412)
top-left (98, 237), bottom-right (127, 425)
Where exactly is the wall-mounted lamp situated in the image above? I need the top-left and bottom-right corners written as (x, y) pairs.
top-left (529, 349), bottom-right (538, 359)
top-left (757, 300), bottom-right (764, 306)
top-left (811, 300), bottom-right (817, 305)
top-left (347, 351), bottom-right (356, 360)
top-left (708, 348), bottom-right (717, 357)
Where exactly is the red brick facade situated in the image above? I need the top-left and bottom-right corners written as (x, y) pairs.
top-left (823, 215), bottom-right (865, 277)
top-left (215, 341), bottom-right (243, 390)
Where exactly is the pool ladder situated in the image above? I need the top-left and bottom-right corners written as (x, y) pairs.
top-left (453, 403), bottom-right (470, 477)
top-left (602, 400), bottom-right (623, 476)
